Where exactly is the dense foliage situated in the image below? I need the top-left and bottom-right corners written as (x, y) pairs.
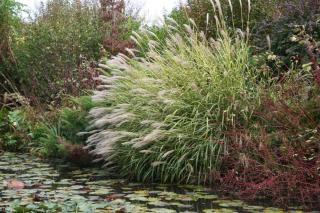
top-left (84, 0), bottom-right (320, 209)
top-left (13, 0), bottom-right (102, 103)
top-left (220, 80), bottom-right (320, 208)
top-left (264, 0), bottom-right (320, 73)
top-left (1, 0), bottom-right (320, 209)
top-left (85, 16), bottom-right (261, 183)
top-left (170, 0), bottom-right (280, 39)
top-left (0, 0), bottom-right (22, 95)
top-left (1, 0), bottom-right (140, 105)
top-left (0, 0), bottom-right (141, 162)
top-left (0, 0), bottom-right (21, 62)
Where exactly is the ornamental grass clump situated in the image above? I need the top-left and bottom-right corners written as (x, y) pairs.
top-left (86, 0), bottom-right (261, 183)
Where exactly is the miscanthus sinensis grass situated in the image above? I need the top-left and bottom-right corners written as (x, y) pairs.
top-left (85, 0), bottom-right (261, 183)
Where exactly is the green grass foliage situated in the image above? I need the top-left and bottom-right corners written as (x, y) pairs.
top-left (86, 7), bottom-right (262, 183)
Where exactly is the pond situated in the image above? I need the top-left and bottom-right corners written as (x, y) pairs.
top-left (0, 152), bottom-right (300, 212)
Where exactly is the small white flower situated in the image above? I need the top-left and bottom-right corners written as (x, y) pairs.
top-left (267, 54), bottom-right (277, 61)
top-left (290, 36), bottom-right (297, 42)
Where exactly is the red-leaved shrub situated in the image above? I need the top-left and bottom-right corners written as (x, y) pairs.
top-left (217, 83), bottom-right (320, 209)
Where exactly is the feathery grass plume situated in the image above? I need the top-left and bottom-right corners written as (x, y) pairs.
top-left (132, 129), bottom-right (166, 149)
top-left (86, 0), bottom-right (262, 184)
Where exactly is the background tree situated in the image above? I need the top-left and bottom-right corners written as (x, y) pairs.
top-left (99, 0), bottom-right (139, 55)
top-left (2, 0), bottom-right (140, 105)
top-left (0, 0), bottom-right (22, 96)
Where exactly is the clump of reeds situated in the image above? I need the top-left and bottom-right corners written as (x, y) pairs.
top-left (85, 0), bottom-right (261, 183)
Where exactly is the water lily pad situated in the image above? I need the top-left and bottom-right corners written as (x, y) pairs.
top-left (214, 200), bottom-right (244, 208)
top-left (151, 208), bottom-right (176, 213)
top-left (204, 208), bottom-right (238, 213)
top-left (56, 179), bottom-right (73, 186)
top-left (148, 200), bottom-right (171, 207)
top-left (125, 194), bottom-right (149, 201)
top-left (197, 194), bottom-right (218, 200)
top-left (90, 188), bottom-right (112, 195)
top-left (70, 185), bottom-right (84, 190)
top-left (134, 190), bottom-right (149, 196)
top-left (170, 202), bottom-right (193, 209)
top-left (242, 205), bottom-right (265, 211)
top-left (263, 207), bottom-right (284, 212)
top-left (0, 153), bottom-right (304, 212)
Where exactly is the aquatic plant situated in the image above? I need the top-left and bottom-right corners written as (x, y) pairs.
top-left (0, 152), bottom-right (290, 212)
top-left (85, 0), bottom-right (262, 183)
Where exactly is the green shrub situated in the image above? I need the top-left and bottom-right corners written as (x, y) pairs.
top-left (0, 0), bottom-right (22, 94)
top-left (0, 108), bottom-right (33, 151)
top-left (59, 96), bottom-right (94, 144)
top-left (85, 4), bottom-right (262, 183)
top-left (265, 0), bottom-right (320, 70)
top-left (0, 0), bottom-right (21, 61)
top-left (12, 0), bottom-right (102, 103)
top-left (28, 96), bottom-right (94, 158)
top-left (34, 123), bottom-right (67, 158)
top-left (0, 97), bottom-right (92, 157)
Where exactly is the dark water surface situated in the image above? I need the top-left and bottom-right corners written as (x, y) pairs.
top-left (0, 152), bottom-right (302, 212)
